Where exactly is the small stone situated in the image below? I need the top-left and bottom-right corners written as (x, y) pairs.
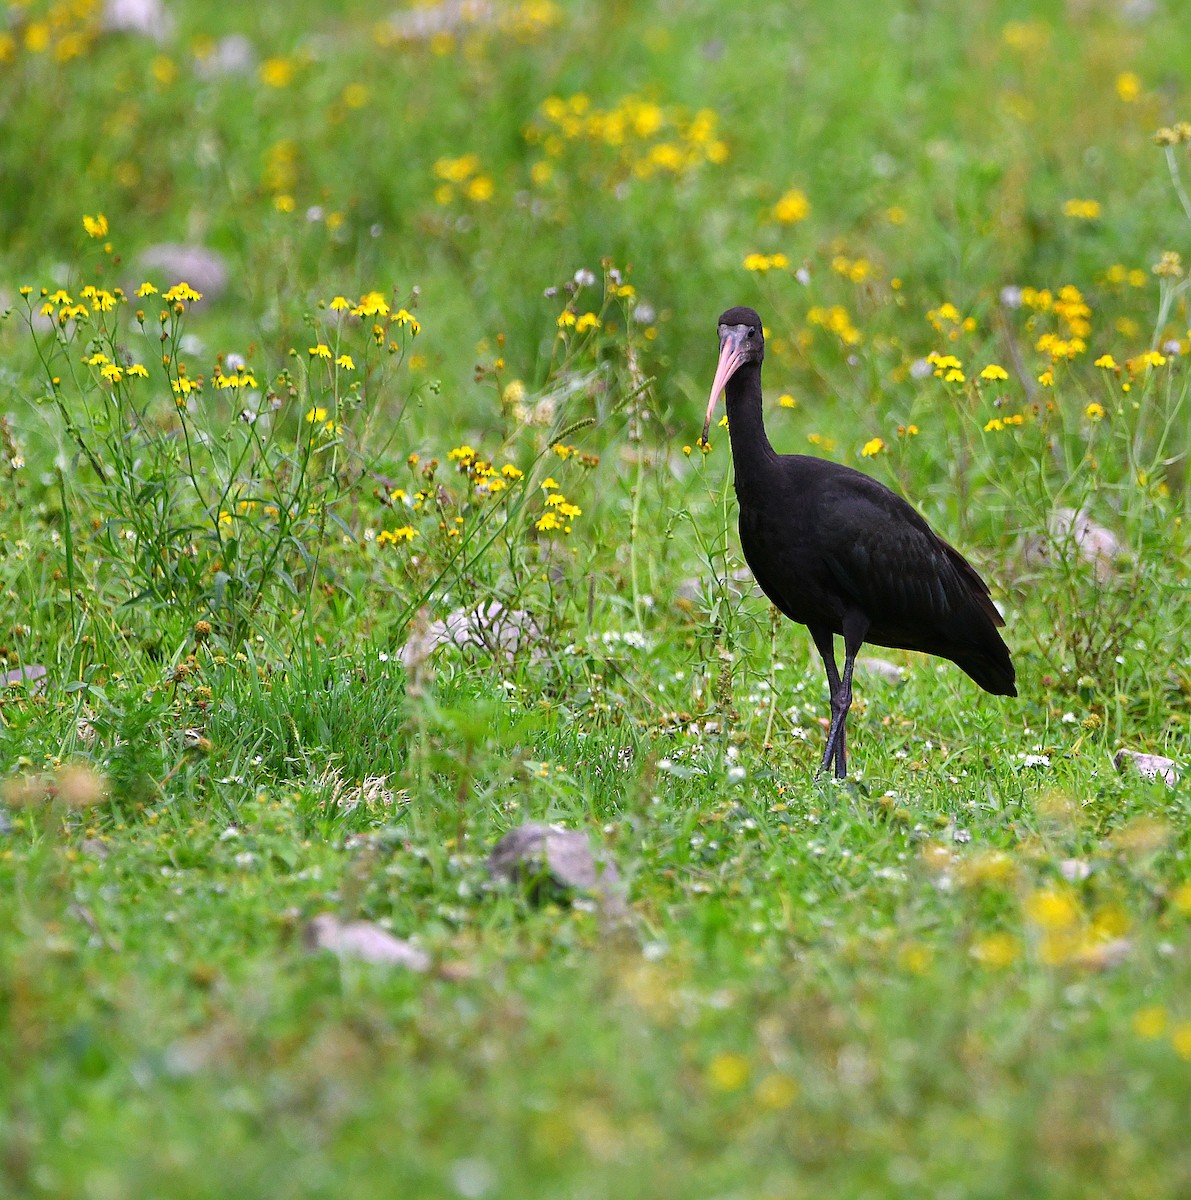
top-left (399, 601), bottom-right (542, 670)
top-left (304, 913), bottom-right (430, 971)
top-left (487, 822), bottom-right (623, 911)
top-left (1114, 749), bottom-right (1179, 787)
top-left (856, 656), bottom-right (904, 684)
top-left (2, 664), bottom-right (47, 693)
top-left (136, 244), bottom-right (230, 304)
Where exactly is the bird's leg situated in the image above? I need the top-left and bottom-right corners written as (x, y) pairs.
top-left (810, 628), bottom-right (844, 778)
top-left (831, 614), bottom-right (871, 780)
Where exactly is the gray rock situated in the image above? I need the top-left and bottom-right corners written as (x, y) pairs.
top-left (103, 0), bottom-right (174, 40)
top-left (487, 822), bottom-right (623, 910)
top-left (304, 913), bottom-right (430, 971)
top-left (2, 664), bottom-right (47, 693)
top-left (136, 244), bottom-right (230, 304)
top-left (1114, 749), bottom-right (1179, 787)
top-left (399, 601), bottom-right (542, 670)
top-left (856, 656), bottom-right (903, 684)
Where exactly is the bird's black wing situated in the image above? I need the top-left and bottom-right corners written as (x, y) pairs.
top-left (812, 469), bottom-right (1004, 647)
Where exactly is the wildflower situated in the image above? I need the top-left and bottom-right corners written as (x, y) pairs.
top-left (83, 213), bottom-right (109, 239)
top-left (305, 407), bottom-right (328, 423)
top-left (393, 309), bottom-right (420, 334)
top-left (979, 364), bottom-right (1009, 381)
top-left (308, 343), bottom-right (332, 359)
top-left (1084, 402), bottom-right (1106, 422)
top-left (540, 477), bottom-right (559, 490)
top-left (163, 282), bottom-right (202, 304)
top-left (984, 418), bottom-right (1005, 433)
top-left (354, 292), bottom-right (390, 318)
top-left (377, 526), bottom-right (416, 546)
top-left (1094, 353), bottom-right (1118, 369)
top-left (1037, 368), bottom-right (1054, 387)
top-left (1062, 198), bottom-right (1101, 220)
top-left (1152, 251), bottom-right (1183, 278)
top-left (706, 1053), bottom-right (750, 1093)
top-left (778, 393), bottom-right (797, 408)
top-left (743, 252), bottom-right (788, 273)
top-left (897, 424), bottom-right (919, 436)
top-left (754, 1073), bottom-right (798, 1109)
top-left (330, 296), bottom-right (351, 311)
top-left (465, 175), bottom-right (494, 203)
top-left (970, 932), bottom-right (1019, 969)
top-left (1115, 72), bottom-right (1141, 102)
top-left (860, 437), bottom-right (885, 457)
top-left (260, 57), bottom-right (295, 88)
top-left (575, 312), bottom-right (600, 333)
top-left (1132, 1006), bottom-right (1168, 1039)
top-left (557, 310), bottom-right (577, 328)
top-left (448, 445), bottom-right (476, 463)
top-left (535, 511), bottom-right (562, 532)
top-left (218, 511), bottom-right (233, 528)
top-left (335, 354), bottom-right (355, 370)
top-left (100, 364), bottom-right (123, 383)
top-left (1025, 888), bottom-right (1079, 930)
top-left (943, 368), bottom-right (965, 383)
top-left (501, 464), bottom-right (524, 481)
top-left (126, 364), bottom-right (149, 378)
top-left (772, 188), bottom-right (810, 224)
top-left (1133, 350), bottom-right (1167, 369)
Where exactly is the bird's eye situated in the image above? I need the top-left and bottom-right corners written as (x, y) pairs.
top-left (747, 327), bottom-right (755, 338)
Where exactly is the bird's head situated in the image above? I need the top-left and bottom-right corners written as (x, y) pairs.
top-left (703, 306), bottom-right (764, 445)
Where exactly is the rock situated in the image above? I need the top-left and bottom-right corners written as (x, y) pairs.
top-left (103, 0), bottom-right (174, 40)
top-left (1023, 508), bottom-right (1122, 581)
top-left (856, 656), bottom-right (903, 684)
top-left (398, 601), bottom-right (542, 670)
top-left (136, 244), bottom-right (230, 304)
top-left (1114, 749), bottom-right (1179, 787)
top-left (194, 34), bottom-right (255, 78)
top-left (676, 567), bottom-right (756, 604)
top-left (487, 822), bottom-right (623, 911)
top-left (2, 664), bottom-right (47, 693)
top-left (304, 914), bottom-right (430, 971)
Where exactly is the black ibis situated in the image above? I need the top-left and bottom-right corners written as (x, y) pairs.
top-left (702, 305), bottom-right (1015, 778)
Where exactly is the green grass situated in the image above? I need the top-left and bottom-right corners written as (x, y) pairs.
top-left (2, 0), bottom-right (1191, 1195)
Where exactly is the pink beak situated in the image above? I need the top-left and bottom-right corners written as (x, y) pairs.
top-left (702, 328), bottom-right (749, 445)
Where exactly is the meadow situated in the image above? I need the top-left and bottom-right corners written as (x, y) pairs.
top-left (1, 0), bottom-right (1190, 1195)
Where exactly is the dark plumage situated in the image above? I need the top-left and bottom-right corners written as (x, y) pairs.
top-left (702, 306), bottom-right (1015, 778)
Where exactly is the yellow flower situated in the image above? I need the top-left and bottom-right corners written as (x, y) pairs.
top-left (335, 354), bottom-right (355, 370)
top-left (501, 464), bottom-right (524, 480)
top-left (575, 312), bottom-right (600, 333)
top-left (305, 407), bottom-right (328, 424)
top-left (448, 445), bottom-right (476, 463)
top-left (979, 364), bottom-right (1009, 381)
top-left (82, 213), bottom-right (109, 239)
top-left (1037, 368), bottom-right (1054, 387)
top-left (743, 252), bottom-right (787, 273)
top-left (1172, 1023), bottom-right (1191, 1061)
top-left (218, 511), bottom-right (233, 527)
top-left (163, 282), bottom-right (202, 304)
top-left (1084, 402), bottom-right (1106, 422)
top-left (540, 477), bottom-right (559, 490)
top-left (754, 1073), bottom-right (798, 1110)
top-left (778, 394), bottom-right (797, 408)
top-left (706, 1052), bottom-right (750, 1093)
top-left (557, 310), bottom-right (577, 328)
top-left (1094, 353), bottom-right (1118, 369)
top-left (943, 368), bottom-right (965, 383)
top-left (308, 344), bottom-right (332, 359)
top-left (1025, 888), bottom-right (1079, 930)
top-left (1132, 1006), bottom-right (1168, 1040)
top-left (970, 932), bottom-right (1019, 969)
top-left (1062, 198), bottom-right (1101, 220)
top-left (465, 175), bottom-right (494, 203)
top-left (100, 364), bottom-right (123, 383)
top-left (126, 363), bottom-right (149, 378)
top-left (860, 437), bottom-right (885, 457)
top-left (330, 296), bottom-right (351, 311)
top-left (772, 188), bottom-right (810, 224)
top-left (260, 57), bottom-right (295, 88)
top-left (354, 292), bottom-right (390, 318)
top-left (535, 511), bottom-right (562, 532)
top-left (136, 282), bottom-right (158, 298)
top-left (393, 309), bottom-right (420, 334)
top-left (377, 525), bottom-right (416, 546)
top-left (1115, 72), bottom-right (1142, 102)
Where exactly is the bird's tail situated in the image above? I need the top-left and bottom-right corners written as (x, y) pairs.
top-left (954, 644), bottom-right (1017, 697)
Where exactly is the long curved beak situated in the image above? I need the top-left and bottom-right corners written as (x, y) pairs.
top-left (702, 328), bottom-right (749, 445)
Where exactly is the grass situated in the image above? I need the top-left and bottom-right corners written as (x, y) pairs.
top-left (2, 0), bottom-right (1191, 1195)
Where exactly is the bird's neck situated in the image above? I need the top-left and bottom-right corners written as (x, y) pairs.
top-left (725, 365), bottom-right (779, 491)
